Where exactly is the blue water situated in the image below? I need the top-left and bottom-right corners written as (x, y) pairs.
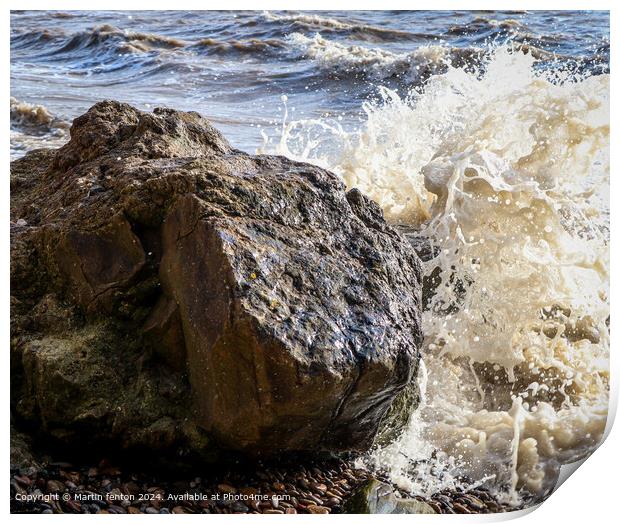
top-left (10, 10), bottom-right (609, 154)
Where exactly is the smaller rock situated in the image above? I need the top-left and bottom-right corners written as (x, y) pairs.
top-left (343, 479), bottom-right (436, 514)
top-left (311, 482), bottom-right (328, 494)
top-left (239, 487), bottom-right (258, 497)
top-left (46, 480), bottom-right (65, 493)
top-left (217, 483), bottom-right (237, 495)
top-left (231, 501), bottom-right (249, 513)
top-left (453, 502), bottom-right (472, 514)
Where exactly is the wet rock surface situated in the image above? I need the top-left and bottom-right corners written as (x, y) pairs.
top-left (344, 479), bottom-right (436, 514)
top-left (10, 100), bottom-right (423, 457)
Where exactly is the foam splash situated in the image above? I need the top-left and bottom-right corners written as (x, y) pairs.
top-left (261, 46), bottom-right (609, 503)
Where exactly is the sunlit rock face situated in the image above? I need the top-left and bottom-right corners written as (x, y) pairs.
top-left (10, 100), bottom-right (423, 457)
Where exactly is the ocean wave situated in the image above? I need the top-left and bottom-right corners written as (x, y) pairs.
top-left (49, 12), bottom-right (74, 19)
top-left (10, 97), bottom-right (69, 159)
top-left (60, 24), bottom-right (185, 54)
top-left (191, 37), bottom-right (286, 57)
top-left (264, 11), bottom-right (354, 30)
top-left (10, 97), bottom-right (67, 132)
top-left (287, 33), bottom-right (595, 86)
top-left (11, 27), bottom-right (68, 49)
top-left (448, 16), bottom-right (531, 36)
top-left (264, 11), bottom-right (428, 42)
top-left (287, 32), bottom-right (490, 83)
top-left (11, 24), bottom-right (185, 61)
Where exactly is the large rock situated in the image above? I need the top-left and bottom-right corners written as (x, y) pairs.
top-left (10, 101), bottom-right (423, 457)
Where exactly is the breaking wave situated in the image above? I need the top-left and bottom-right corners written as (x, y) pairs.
top-left (261, 46), bottom-right (610, 504)
top-left (287, 32), bottom-right (485, 83)
top-left (191, 37), bottom-right (286, 57)
top-left (263, 11), bottom-right (427, 42)
top-left (11, 24), bottom-right (185, 64)
top-left (10, 97), bottom-right (69, 159)
top-left (285, 32), bottom-right (575, 86)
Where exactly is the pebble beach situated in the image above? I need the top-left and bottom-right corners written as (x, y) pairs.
top-left (11, 455), bottom-right (516, 514)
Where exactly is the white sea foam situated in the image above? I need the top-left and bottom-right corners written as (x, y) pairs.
top-left (261, 46), bottom-right (610, 503)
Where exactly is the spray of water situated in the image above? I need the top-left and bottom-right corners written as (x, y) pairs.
top-left (260, 46), bottom-right (609, 504)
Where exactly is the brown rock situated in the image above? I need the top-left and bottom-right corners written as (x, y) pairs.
top-left (142, 295), bottom-right (186, 369)
top-left (217, 483), bottom-right (237, 495)
top-left (10, 100), bottom-right (423, 457)
top-left (54, 213), bottom-right (145, 312)
top-left (311, 482), bottom-right (327, 494)
top-left (46, 479), bottom-right (65, 493)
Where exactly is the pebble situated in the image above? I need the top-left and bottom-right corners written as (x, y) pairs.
top-left (452, 502), bottom-right (471, 514)
top-left (46, 480), bottom-right (65, 493)
top-left (324, 497), bottom-right (341, 507)
top-left (231, 501), bottom-right (249, 513)
top-left (458, 494), bottom-right (486, 511)
top-left (311, 482), bottom-right (328, 494)
top-left (427, 501), bottom-right (442, 513)
top-left (9, 454), bottom-right (512, 515)
top-left (14, 475), bottom-right (31, 487)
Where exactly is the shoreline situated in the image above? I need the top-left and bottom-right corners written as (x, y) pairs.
top-left (10, 447), bottom-right (518, 515)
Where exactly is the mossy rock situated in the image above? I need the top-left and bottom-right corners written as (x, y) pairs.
top-left (344, 479), bottom-right (436, 514)
top-left (374, 380), bottom-right (420, 447)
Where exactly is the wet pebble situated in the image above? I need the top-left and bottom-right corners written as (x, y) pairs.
top-left (9, 453), bottom-right (512, 515)
top-left (307, 504), bottom-right (330, 514)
